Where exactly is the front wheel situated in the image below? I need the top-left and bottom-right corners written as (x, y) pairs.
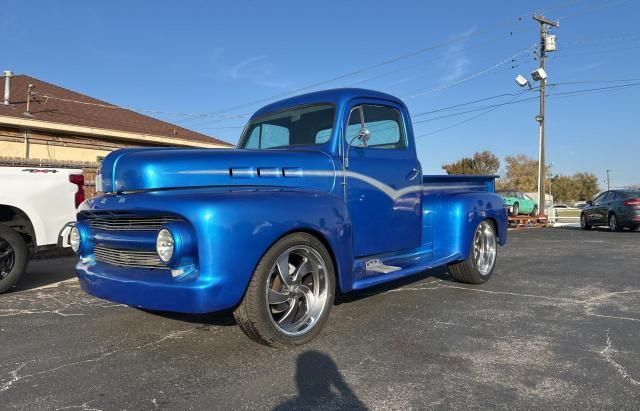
top-left (0, 224), bottom-right (29, 294)
top-left (448, 220), bottom-right (497, 284)
top-left (510, 203), bottom-right (520, 216)
top-left (234, 232), bottom-right (335, 347)
top-left (580, 213), bottom-right (591, 230)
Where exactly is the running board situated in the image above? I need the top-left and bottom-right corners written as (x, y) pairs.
top-left (365, 259), bottom-right (401, 274)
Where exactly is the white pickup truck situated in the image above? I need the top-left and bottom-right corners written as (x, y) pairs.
top-left (0, 166), bottom-right (84, 292)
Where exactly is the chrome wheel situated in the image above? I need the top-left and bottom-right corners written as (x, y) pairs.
top-left (472, 221), bottom-right (497, 276)
top-left (265, 245), bottom-right (329, 337)
top-left (581, 214), bottom-right (586, 228)
top-left (0, 238), bottom-right (15, 279)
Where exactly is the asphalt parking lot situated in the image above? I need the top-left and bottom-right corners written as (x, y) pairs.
top-left (1, 228), bottom-right (639, 410)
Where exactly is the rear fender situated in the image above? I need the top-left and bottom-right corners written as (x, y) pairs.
top-left (432, 192), bottom-right (507, 261)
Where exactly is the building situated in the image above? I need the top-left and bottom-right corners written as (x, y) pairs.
top-left (0, 70), bottom-right (232, 164)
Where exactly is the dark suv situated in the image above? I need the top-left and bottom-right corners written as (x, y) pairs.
top-left (581, 190), bottom-right (640, 231)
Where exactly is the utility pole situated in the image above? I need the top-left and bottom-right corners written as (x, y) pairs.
top-left (606, 169), bottom-right (613, 190)
top-left (532, 14), bottom-right (559, 217)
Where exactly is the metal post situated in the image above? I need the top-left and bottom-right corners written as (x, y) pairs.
top-left (606, 169), bottom-right (613, 190)
top-left (533, 14), bottom-right (559, 217)
top-left (537, 22), bottom-right (546, 216)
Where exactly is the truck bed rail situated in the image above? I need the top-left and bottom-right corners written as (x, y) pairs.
top-left (422, 175), bottom-right (498, 193)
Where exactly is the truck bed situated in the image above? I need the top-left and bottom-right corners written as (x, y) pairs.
top-left (423, 175), bottom-right (497, 193)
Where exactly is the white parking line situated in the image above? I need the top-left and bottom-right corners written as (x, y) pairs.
top-left (27, 278), bottom-right (79, 291)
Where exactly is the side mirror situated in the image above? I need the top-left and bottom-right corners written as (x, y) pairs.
top-left (357, 127), bottom-right (370, 147)
top-left (586, 200), bottom-right (593, 206)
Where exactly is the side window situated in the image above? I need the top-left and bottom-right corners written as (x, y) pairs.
top-left (362, 105), bottom-right (405, 149)
top-left (516, 192), bottom-right (524, 199)
top-left (315, 128), bottom-right (332, 144)
top-left (245, 127), bottom-right (260, 149)
top-left (594, 192), bottom-right (608, 205)
top-left (244, 124), bottom-right (290, 149)
top-left (261, 124), bottom-right (289, 148)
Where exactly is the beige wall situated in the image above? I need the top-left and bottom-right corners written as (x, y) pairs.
top-left (1, 140), bottom-right (111, 163)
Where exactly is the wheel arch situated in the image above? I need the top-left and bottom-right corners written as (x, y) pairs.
top-left (0, 204), bottom-right (37, 250)
top-left (262, 227), bottom-right (346, 293)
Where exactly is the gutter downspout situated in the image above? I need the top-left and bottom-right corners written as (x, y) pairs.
top-left (24, 129), bottom-right (29, 158)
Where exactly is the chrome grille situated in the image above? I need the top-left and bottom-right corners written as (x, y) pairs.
top-left (86, 216), bottom-right (182, 231)
top-left (93, 246), bottom-right (167, 269)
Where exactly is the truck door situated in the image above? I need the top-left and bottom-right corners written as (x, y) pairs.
top-left (344, 102), bottom-right (422, 257)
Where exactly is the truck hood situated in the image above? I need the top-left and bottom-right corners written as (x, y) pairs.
top-left (99, 148), bottom-right (337, 193)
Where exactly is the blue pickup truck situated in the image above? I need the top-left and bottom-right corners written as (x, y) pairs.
top-left (72, 88), bottom-right (507, 346)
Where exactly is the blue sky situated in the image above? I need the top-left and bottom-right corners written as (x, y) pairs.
top-left (3, 0), bottom-right (639, 187)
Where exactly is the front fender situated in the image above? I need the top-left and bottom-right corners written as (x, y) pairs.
top-left (433, 192), bottom-right (507, 261)
top-left (195, 189), bottom-right (353, 306)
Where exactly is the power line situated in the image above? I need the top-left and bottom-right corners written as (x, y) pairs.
top-left (548, 44), bottom-right (640, 58)
top-left (558, 33), bottom-right (640, 48)
top-left (557, 0), bottom-right (632, 20)
top-left (413, 81), bottom-right (640, 138)
top-left (36, 93), bottom-right (249, 120)
top-left (177, 11), bottom-right (541, 126)
top-left (185, 0), bottom-right (610, 125)
top-left (414, 91), bottom-right (528, 139)
top-left (403, 46), bottom-right (536, 100)
top-left (181, 0), bottom-right (616, 129)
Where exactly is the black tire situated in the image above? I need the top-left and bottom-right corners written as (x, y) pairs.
top-left (510, 202), bottom-right (520, 216)
top-left (530, 205), bottom-right (538, 217)
top-left (580, 213), bottom-right (592, 230)
top-left (234, 232), bottom-right (336, 347)
top-left (609, 213), bottom-right (622, 232)
top-left (0, 224), bottom-right (29, 294)
top-left (448, 220), bottom-right (497, 284)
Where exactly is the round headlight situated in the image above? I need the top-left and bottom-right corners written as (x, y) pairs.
top-left (69, 226), bottom-right (81, 253)
top-left (156, 229), bottom-right (174, 263)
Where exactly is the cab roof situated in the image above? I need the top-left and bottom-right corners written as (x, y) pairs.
top-left (252, 88), bottom-right (406, 118)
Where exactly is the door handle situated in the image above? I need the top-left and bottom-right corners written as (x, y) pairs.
top-left (407, 168), bottom-right (419, 181)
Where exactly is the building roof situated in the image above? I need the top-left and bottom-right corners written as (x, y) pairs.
top-left (0, 74), bottom-right (232, 147)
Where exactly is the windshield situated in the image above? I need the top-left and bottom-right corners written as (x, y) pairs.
top-left (240, 104), bottom-right (335, 149)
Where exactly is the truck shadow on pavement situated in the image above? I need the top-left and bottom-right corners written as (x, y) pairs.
top-left (335, 266), bottom-right (451, 305)
top-left (273, 350), bottom-right (367, 410)
top-left (141, 308), bottom-right (238, 327)
top-left (9, 257), bottom-right (78, 293)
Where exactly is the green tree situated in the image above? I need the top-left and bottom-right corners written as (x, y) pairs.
top-left (573, 172), bottom-right (599, 200)
top-left (442, 151), bottom-right (500, 175)
top-left (550, 175), bottom-right (577, 203)
top-left (551, 173), bottom-right (599, 202)
top-left (503, 154), bottom-right (539, 192)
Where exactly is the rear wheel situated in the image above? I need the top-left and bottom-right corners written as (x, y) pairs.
top-left (0, 224), bottom-right (29, 294)
top-left (609, 213), bottom-right (622, 232)
top-left (448, 220), bottom-right (497, 284)
top-left (530, 205), bottom-right (538, 217)
top-left (234, 233), bottom-right (335, 347)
